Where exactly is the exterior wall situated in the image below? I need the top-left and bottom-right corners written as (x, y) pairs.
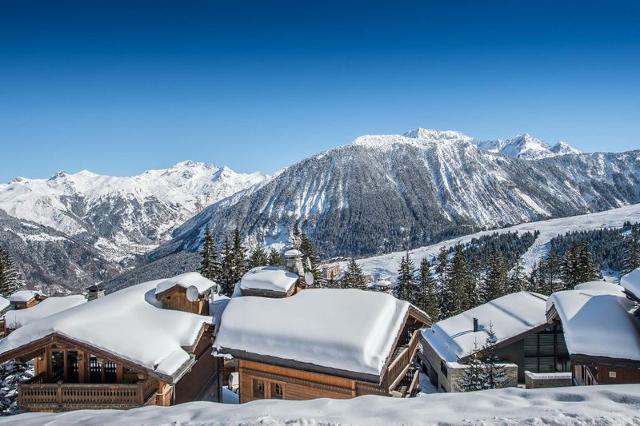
top-left (524, 371), bottom-right (572, 389)
top-left (238, 360), bottom-right (359, 403)
top-left (574, 363), bottom-right (640, 386)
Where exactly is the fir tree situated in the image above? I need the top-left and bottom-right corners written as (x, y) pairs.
top-left (341, 258), bottom-right (366, 289)
top-left (483, 251), bottom-right (507, 302)
top-left (0, 247), bottom-right (22, 297)
top-left (395, 252), bottom-right (416, 302)
top-left (435, 247), bottom-right (449, 318)
top-left (507, 258), bottom-right (528, 293)
top-left (198, 226), bottom-right (220, 282)
top-left (268, 248), bottom-right (283, 266)
top-left (542, 245), bottom-right (562, 294)
top-left (623, 225), bottom-right (640, 274)
top-left (575, 243), bottom-right (601, 284)
top-left (415, 258), bottom-right (440, 320)
top-left (248, 244), bottom-right (269, 269)
top-left (230, 228), bottom-right (247, 284)
top-left (219, 237), bottom-right (235, 296)
top-left (481, 323), bottom-right (509, 389)
top-left (467, 257), bottom-right (483, 309)
top-left (445, 244), bottom-right (470, 315)
top-left (457, 340), bottom-right (485, 392)
top-left (560, 243), bottom-right (580, 289)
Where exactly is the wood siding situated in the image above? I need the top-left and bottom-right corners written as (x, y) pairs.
top-left (156, 286), bottom-right (209, 315)
top-left (574, 363), bottom-right (640, 386)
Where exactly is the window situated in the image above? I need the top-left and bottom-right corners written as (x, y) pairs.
top-left (440, 360), bottom-right (448, 378)
top-left (609, 370), bottom-right (617, 379)
top-left (271, 382), bottom-right (284, 399)
top-left (252, 379), bottom-right (265, 399)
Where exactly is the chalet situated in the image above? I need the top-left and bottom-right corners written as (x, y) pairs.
top-left (214, 287), bottom-right (430, 402)
top-left (420, 291), bottom-right (570, 392)
top-left (9, 290), bottom-right (46, 310)
top-left (546, 278), bottom-right (640, 386)
top-left (239, 266), bottom-right (301, 298)
top-left (0, 272), bottom-right (224, 412)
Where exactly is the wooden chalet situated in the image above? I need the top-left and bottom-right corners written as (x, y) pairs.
top-left (9, 290), bottom-right (46, 310)
top-left (420, 291), bottom-right (570, 392)
top-left (547, 280), bottom-right (640, 386)
top-left (0, 273), bottom-right (223, 412)
top-left (214, 287), bottom-right (430, 402)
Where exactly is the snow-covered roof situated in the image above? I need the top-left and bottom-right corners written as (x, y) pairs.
top-left (3, 295), bottom-right (86, 330)
top-left (547, 288), bottom-right (640, 362)
top-left (574, 280), bottom-right (625, 294)
top-left (154, 272), bottom-right (216, 296)
top-left (214, 288), bottom-right (413, 377)
top-left (621, 268), bottom-right (640, 299)
top-left (239, 266), bottom-right (298, 294)
top-left (423, 291), bottom-right (548, 362)
top-left (0, 275), bottom-right (213, 381)
top-left (0, 296), bottom-right (9, 312)
top-left (9, 290), bottom-right (43, 303)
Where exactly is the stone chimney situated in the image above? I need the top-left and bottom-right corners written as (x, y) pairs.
top-left (284, 248), bottom-right (305, 278)
top-left (86, 284), bottom-right (105, 301)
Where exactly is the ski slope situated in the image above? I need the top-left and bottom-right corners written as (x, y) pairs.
top-left (352, 203), bottom-right (640, 283)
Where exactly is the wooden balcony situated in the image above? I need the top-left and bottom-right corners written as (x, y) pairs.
top-left (383, 330), bottom-right (420, 393)
top-left (18, 373), bottom-right (158, 412)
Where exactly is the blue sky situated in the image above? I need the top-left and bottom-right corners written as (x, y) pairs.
top-left (0, 0), bottom-right (639, 181)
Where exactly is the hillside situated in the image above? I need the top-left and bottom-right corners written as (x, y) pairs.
top-left (350, 202), bottom-right (640, 283)
top-left (154, 129), bottom-right (640, 262)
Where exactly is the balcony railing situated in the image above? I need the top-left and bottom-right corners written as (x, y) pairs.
top-left (18, 374), bottom-right (157, 411)
top-left (383, 330), bottom-right (420, 391)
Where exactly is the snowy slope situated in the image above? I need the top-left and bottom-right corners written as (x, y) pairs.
top-left (155, 128), bottom-right (639, 261)
top-left (351, 203), bottom-right (640, 283)
top-left (4, 384), bottom-right (640, 425)
top-left (0, 162), bottom-right (266, 291)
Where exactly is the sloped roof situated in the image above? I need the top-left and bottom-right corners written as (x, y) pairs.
top-left (0, 296), bottom-right (9, 313)
top-left (3, 295), bottom-right (86, 329)
top-left (239, 266), bottom-right (298, 294)
top-left (9, 290), bottom-right (43, 303)
top-left (621, 268), bottom-right (640, 300)
top-left (423, 291), bottom-right (548, 362)
top-left (214, 288), bottom-right (419, 378)
top-left (154, 272), bottom-right (216, 296)
top-left (0, 274), bottom-right (213, 381)
top-left (547, 287), bottom-right (640, 363)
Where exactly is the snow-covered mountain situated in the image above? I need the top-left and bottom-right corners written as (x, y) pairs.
top-left (152, 129), bottom-right (640, 263)
top-left (474, 133), bottom-right (581, 160)
top-left (0, 162), bottom-right (266, 291)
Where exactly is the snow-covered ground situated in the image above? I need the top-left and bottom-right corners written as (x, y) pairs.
top-left (353, 203), bottom-right (640, 283)
top-left (2, 384), bottom-right (639, 425)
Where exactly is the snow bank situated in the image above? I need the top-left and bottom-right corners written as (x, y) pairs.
top-left (621, 268), bottom-right (640, 299)
top-left (0, 275), bottom-right (213, 380)
top-left (154, 272), bottom-right (216, 296)
top-left (3, 295), bottom-right (86, 329)
top-left (215, 289), bottom-right (410, 376)
top-left (4, 384), bottom-right (640, 425)
top-left (423, 292), bottom-right (547, 362)
top-left (548, 288), bottom-right (640, 362)
top-left (8, 290), bottom-right (42, 303)
top-left (239, 266), bottom-right (298, 293)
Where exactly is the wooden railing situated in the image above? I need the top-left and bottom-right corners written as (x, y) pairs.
top-left (18, 378), bottom-right (157, 411)
top-left (383, 330), bottom-right (420, 391)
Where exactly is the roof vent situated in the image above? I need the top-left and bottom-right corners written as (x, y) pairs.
top-left (473, 317), bottom-right (479, 332)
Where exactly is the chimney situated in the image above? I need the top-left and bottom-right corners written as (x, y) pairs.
top-left (284, 248), bottom-right (305, 278)
top-left (86, 284), bottom-right (105, 301)
top-left (473, 317), bottom-right (479, 333)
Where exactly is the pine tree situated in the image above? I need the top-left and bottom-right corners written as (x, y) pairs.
top-left (467, 257), bottom-right (483, 309)
top-left (543, 245), bottom-right (562, 294)
top-left (0, 247), bottom-right (22, 297)
top-left (445, 244), bottom-right (470, 315)
top-left (230, 228), bottom-right (247, 284)
top-left (415, 258), bottom-right (440, 320)
top-left (268, 248), bottom-right (283, 266)
top-left (299, 232), bottom-right (323, 287)
top-left (341, 258), bottom-right (366, 289)
top-left (435, 247), bottom-right (449, 318)
top-left (481, 323), bottom-right (509, 389)
top-left (248, 244), bottom-right (269, 269)
top-left (457, 340), bottom-right (485, 392)
top-left (623, 225), bottom-right (640, 274)
top-left (483, 251), bottom-right (507, 302)
top-left (575, 243), bottom-right (600, 284)
top-left (198, 226), bottom-right (220, 282)
top-left (395, 252), bottom-right (415, 302)
top-left (507, 258), bottom-right (528, 293)
top-left (219, 237), bottom-right (235, 296)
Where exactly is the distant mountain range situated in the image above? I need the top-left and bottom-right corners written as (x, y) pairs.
top-left (1, 128), bottom-right (639, 292)
top-left (0, 162), bottom-right (265, 292)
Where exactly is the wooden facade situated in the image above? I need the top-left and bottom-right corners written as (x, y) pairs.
top-left (229, 307), bottom-right (428, 403)
top-left (0, 326), bottom-right (220, 412)
top-left (155, 285), bottom-right (210, 315)
top-left (11, 294), bottom-right (45, 310)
